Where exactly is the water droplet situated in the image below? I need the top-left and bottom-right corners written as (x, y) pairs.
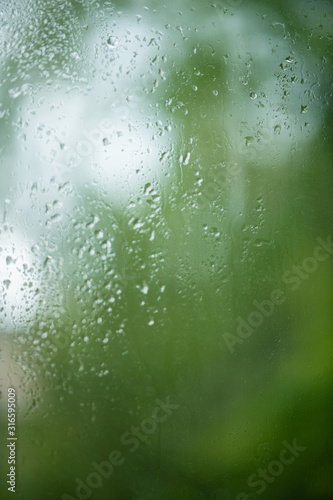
top-left (183, 152), bottom-right (191, 165)
top-left (149, 230), bottom-right (155, 241)
top-left (142, 284), bottom-right (149, 295)
top-left (107, 36), bottom-right (118, 49)
top-left (8, 88), bottom-right (22, 99)
top-left (144, 183), bottom-right (152, 195)
top-left (3, 279), bottom-right (11, 290)
top-left (133, 220), bottom-right (144, 230)
top-left (250, 91), bottom-right (257, 99)
top-left (301, 105), bottom-right (309, 114)
top-left (43, 256), bottom-right (52, 268)
top-left (245, 136), bottom-right (255, 146)
top-left (86, 215), bottom-right (99, 229)
top-left (95, 230), bottom-right (104, 240)
top-left (274, 124), bottom-right (281, 135)
top-left (50, 213), bottom-right (61, 223)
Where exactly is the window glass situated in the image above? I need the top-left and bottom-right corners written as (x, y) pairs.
top-left (0, 1), bottom-right (332, 499)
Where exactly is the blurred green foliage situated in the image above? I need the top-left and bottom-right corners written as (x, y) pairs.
top-left (0, 0), bottom-right (332, 499)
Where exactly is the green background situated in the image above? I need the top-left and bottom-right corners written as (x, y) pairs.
top-left (0, 0), bottom-right (332, 499)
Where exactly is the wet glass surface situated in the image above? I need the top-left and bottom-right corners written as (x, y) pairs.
top-left (0, 1), bottom-right (332, 499)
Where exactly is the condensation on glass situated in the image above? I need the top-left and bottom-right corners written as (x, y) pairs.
top-left (0, 1), bottom-right (332, 499)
